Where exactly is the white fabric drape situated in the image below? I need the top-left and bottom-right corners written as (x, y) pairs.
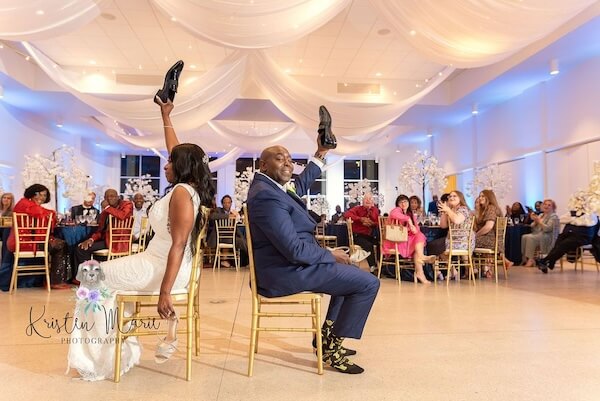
top-left (0, 0), bottom-right (101, 41)
top-left (23, 43), bottom-right (247, 133)
top-left (207, 121), bottom-right (299, 151)
top-left (208, 147), bottom-right (245, 171)
top-left (370, 0), bottom-right (597, 68)
top-left (152, 0), bottom-right (350, 49)
top-left (250, 51), bottom-right (453, 137)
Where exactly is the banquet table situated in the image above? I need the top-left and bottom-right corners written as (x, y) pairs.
top-left (504, 224), bottom-right (532, 264)
top-left (325, 223), bottom-right (349, 247)
top-left (54, 224), bottom-right (97, 278)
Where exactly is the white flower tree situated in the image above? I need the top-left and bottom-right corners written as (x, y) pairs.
top-left (309, 196), bottom-right (330, 216)
top-left (466, 164), bottom-right (512, 201)
top-left (123, 174), bottom-right (160, 209)
top-left (345, 179), bottom-right (383, 207)
top-left (22, 146), bottom-right (91, 210)
top-left (398, 151), bottom-right (447, 204)
top-left (234, 166), bottom-right (255, 209)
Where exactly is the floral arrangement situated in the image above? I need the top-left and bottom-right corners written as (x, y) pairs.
top-left (76, 285), bottom-right (111, 314)
top-left (398, 151), bottom-right (447, 202)
top-left (567, 189), bottom-right (592, 216)
top-left (309, 195), bottom-right (330, 216)
top-left (466, 163), bottom-right (512, 201)
top-left (22, 145), bottom-right (91, 202)
top-left (345, 179), bottom-right (382, 207)
top-left (123, 174), bottom-right (160, 209)
top-left (234, 166), bottom-right (255, 208)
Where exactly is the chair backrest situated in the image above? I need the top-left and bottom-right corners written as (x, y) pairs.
top-left (378, 216), bottom-right (406, 251)
top-left (242, 206), bottom-right (259, 300)
top-left (448, 215), bottom-right (474, 252)
top-left (136, 216), bottom-right (150, 252)
top-left (495, 216), bottom-right (508, 255)
top-left (345, 218), bottom-right (356, 255)
top-left (188, 206), bottom-right (210, 297)
top-left (314, 222), bottom-right (327, 247)
top-left (215, 218), bottom-right (237, 249)
top-left (107, 215), bottom-right (135, 258)
top-left (13, 213), bottom-right (52, 254)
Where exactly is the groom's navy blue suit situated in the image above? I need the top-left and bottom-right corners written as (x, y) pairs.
top-left (247, 161), bottom-right (379, 339)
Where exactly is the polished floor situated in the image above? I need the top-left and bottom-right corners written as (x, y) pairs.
top-left (2, 263), bottom-right (600, 401)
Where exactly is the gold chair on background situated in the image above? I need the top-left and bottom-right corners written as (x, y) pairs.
top-left (113, 210), bottom-right (209, 382)
top-left (314, 223), bottom-right (337, 248)
top-left (213, 218), bottom-right (240, 271)
top-left (377, 216), bottom-right (414, 285)
top-left (131, 216), bottom-right (150, 254)
top-left (559, 244), bottom-right (600, 272)
top-left (93, 215), bottom-right (135, 261)
top-left (435, 216), bottom-right (475, 286)
top-left (473, 217), bottom-right (509, 283)
top-left (9, 213), bottom-right (52, 293)
top-left (243, 206), bottom-right (323, 377)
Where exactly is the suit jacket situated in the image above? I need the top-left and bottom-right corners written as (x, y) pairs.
top-left (90, 200), bottom-right (133, 252)
top-left (247, 162), bottom-right (335, 297)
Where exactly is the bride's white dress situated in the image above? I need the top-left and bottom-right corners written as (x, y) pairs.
top-left (67, 183), bottom-right (200, 381)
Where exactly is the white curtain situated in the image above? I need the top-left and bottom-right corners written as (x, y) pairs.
top-left (0, 0), bottom-right (101, 41)
top-left (24, 43), bottom-right (247, 133)
top-left (152, 0), bottom-right (351, 49)
top-left (250, 50), bottom-right (452, 137)
top-left (208, 121), bottom-right (299, 151)
top-left (370, 0), bottom-right (597, 68)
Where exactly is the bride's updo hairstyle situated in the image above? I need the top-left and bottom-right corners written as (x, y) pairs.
top-left (167, 143), bottom-right (215, 254)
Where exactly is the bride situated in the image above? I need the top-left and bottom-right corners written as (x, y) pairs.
top-left (66, 97), bottom-right (215, 381)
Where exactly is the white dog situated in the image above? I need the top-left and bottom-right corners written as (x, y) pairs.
top-left (76, 260), bottom-right (105, 289)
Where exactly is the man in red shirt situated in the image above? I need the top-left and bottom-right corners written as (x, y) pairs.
top-left (73, 189), bottom-right (133, 277)
top-left (344, 193), bottom-right (379, 273)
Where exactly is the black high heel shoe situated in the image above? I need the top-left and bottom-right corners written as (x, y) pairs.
top-left (154, 60), bottom-right (184, 105)
top-left (318, 105), bottom-right (337, 149)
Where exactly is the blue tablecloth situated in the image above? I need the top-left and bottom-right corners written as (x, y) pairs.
top-left (505, 224), bottom-right (532, 264)
top-left (54, 225), bottom-right (97, 246)
top-left (325, 224), bottom-right (349, 247)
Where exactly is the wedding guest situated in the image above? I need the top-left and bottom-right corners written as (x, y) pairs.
top-left (521, 199), bottom-right (560, 267)
top-left (474, 190), bottom-right (513, 276)
top-left (67, 97), bottom-right (214, 381)
top-left (70, 191), bottom-right (99, 222)
top-left (409, 195), bottom-right (425, 222)
top-left (7, 184), bottom-right (70, 288)
top-left (427, 194), bottom-right (439, 216)
top-left (344, 193), bottom-right (380, 273)
top-left (0, 192), bottom-right (14, 217)
top-left (331, 205), bottom-right (345, 224)
top-left (438, 190), bottom-right (475, 277)
top-left (131, 193), bottom-right (148, 241)
top-left (381, 194), bottom-right (433, 283)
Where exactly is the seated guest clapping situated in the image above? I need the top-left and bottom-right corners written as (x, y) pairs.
top-left (381, 195), bottom-right (432, 283)
top-left (521, 199), bottom-right (559, 267)
top-left (73, 189), bottom-right (133, 277)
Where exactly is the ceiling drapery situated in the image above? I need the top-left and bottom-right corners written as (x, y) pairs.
top-left (152, 0), bottom-right (351, 49)
top-left (0, 0), bottom-right (101, 41)
top-left (370, 0), bottom-right (597, 68)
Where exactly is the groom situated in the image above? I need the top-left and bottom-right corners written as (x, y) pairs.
top-left (246, 132), bottom-right (379, 374)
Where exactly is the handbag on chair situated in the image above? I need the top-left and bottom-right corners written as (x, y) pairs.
top-left (385, 223), bottom-right (408, 242)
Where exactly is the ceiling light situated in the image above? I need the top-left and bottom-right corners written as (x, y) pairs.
top-left (170, 16), bottom-right (177, 22)
top-left (549, 58), bottom-right (560, 75)
top-left (89, 59), bottom-right (96, 65)
top-left (395, 146), bottom-right (401, 153)
top-left (36, 10), bottom-right (44, 15)
top-left (409, 30), bottom-right (417, 36)
top-left (471, 103), bottom-right (479, 115)
top-left (375, 72), bottom-right (382, 77)
top-left (0, 86), bottom-right (4, 99)
top-left (56, 121), bottom-right (63, 128)
top-left (25, 55), bottom-right (30, 61)
top-left (0, 43), bottom-right (3, 48)
top-left (284, 68), bottom-right (292, 74)
top-left (190, 64), bottom-right (197, 69)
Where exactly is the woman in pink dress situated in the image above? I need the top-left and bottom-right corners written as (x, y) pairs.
top-left (382, 195), bottom-right (433, 284)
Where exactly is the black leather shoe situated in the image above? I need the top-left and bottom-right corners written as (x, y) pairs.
top-left (318, 105), bottom-right (337, 149)
top-left (536, 259), bottom-right (549, 274)
top-left (154, 60), bottom-right (184, 105)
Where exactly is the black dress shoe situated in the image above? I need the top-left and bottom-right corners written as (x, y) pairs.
top-left (154, 60), bottom-right (184, 105)
top-left (536, 259), bottom-right (549, 274)
top-left (318, 105), bottom-right (337, 149)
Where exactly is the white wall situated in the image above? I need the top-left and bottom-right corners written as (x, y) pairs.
top-left (399, 56), bottom-right (600, 216)
top-left (0, 103), bottom-right (120, 212)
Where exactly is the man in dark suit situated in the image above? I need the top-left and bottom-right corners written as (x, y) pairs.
top-left (247, 142), bottom-right (379, 374)
top-left (73, 189), bottom-right (133, 278)
top-left (70, 191), bottom-right (99, 222)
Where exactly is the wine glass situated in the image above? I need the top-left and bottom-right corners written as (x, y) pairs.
top-left (76, 215), bottom-right (85, 225)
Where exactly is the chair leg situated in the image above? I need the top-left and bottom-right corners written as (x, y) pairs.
top-left (194, 294), bottom-right (201, 357)
top-left (247, 302), bottom-right (259, 377)
top-left (314, 298), bottom-right (323, 375)
top-left (9, 258), bottom-right (18, 294)
top-left (395, 254), bottom-right (401, 285)
top-left (114, 298), bottom-right (125, 383)
top-left (44, 257), bottom-right (51, 292)
top-left (377, 251), bottom-right (383, 279)
top-left (213, 248), bottom-right (220, 271)
top-left (186, 303), bottom-right (193, 381)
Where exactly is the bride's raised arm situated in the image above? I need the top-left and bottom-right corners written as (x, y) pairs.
top-left (156, 96), bottom-right (179, 154)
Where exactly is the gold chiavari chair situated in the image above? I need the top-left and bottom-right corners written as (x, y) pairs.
top-left (93, 215), bottom-right (134, 261)
top-left (377, 216), bottom-right (415, 285)
top-left (244, 206), bottom-right (323, 376)
top-left (314, 222), bottom-right (337, 248)
top-left (473, 217), bottom-right (509, 282)
top-left (435, 216), bottom-right (475, 286)
top-left (213, 218), bottom-right (240, 271)
top-left (131, 216), bottom-right (150, 254)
